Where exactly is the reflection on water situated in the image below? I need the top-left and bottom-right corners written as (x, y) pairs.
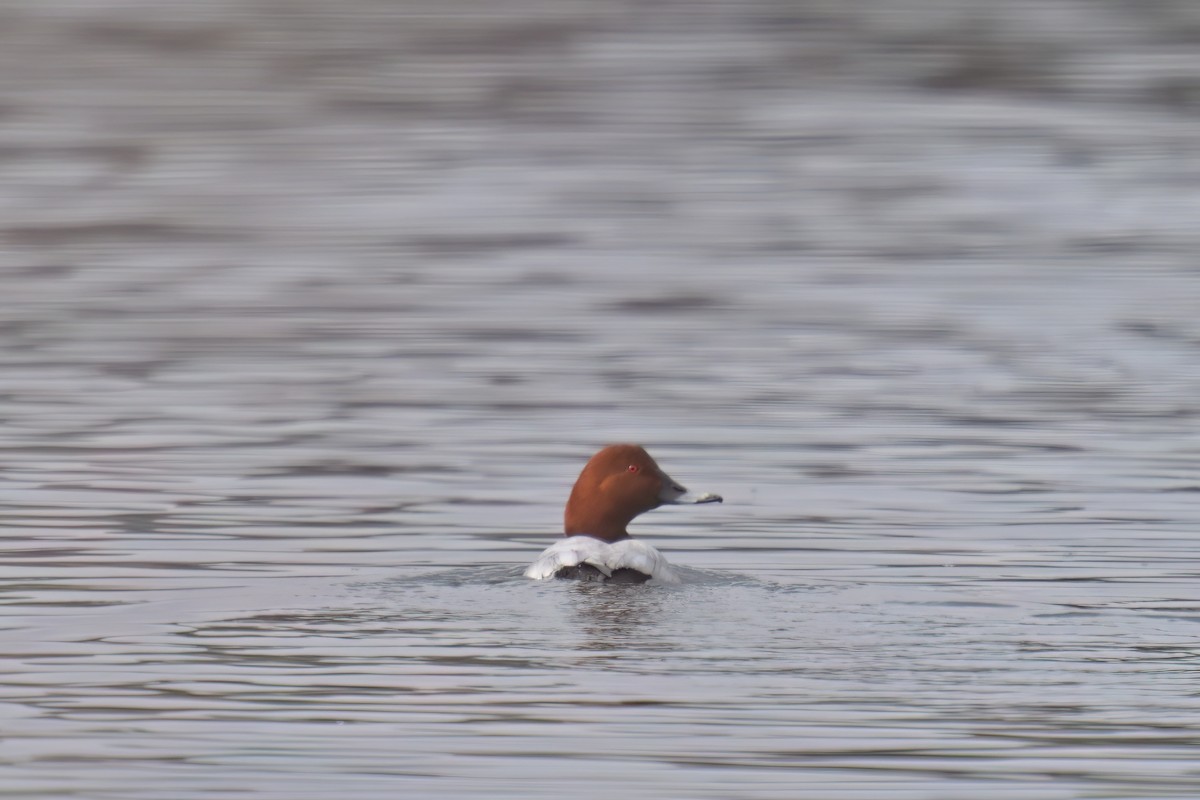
top-left (565, 582), bottom-right (668, 656)
top-left (3, 0), bottom-right (1200, 797)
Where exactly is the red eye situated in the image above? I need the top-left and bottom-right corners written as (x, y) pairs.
top-left (627, 464), bottom-right (640, 473)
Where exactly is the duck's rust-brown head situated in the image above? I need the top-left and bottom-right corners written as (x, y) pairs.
top-left (563, 444), bottom-right (721, 542)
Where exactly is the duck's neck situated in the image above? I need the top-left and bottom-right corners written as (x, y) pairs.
top-left (563, 508), bottom-right (632, 542)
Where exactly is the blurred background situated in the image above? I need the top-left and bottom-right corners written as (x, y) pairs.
top-left (3, 1), bottom-right (1200, 798)
top-left (3, 0), bottom-right (1200, 465)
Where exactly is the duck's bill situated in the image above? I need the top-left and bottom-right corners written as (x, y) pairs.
top-left (673, 490), bottom-right (722, 504)
top-left (658, 473), bottom-right (723, 504)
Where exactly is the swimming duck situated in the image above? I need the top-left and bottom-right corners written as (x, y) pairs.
top-left (524, 444), bottom-right (722, 584)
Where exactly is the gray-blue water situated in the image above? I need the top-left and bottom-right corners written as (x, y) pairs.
top-left (3, 1), bottom-right (1200, 797)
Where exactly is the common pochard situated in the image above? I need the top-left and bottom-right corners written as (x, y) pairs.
top-left (524, 444), bottom-right (722, 584)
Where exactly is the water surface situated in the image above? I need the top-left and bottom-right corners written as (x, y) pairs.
top-left (3, 0), bottom-right (1200, 797)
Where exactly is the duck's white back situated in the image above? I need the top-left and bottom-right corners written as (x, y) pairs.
top-left (524, 537), bottom-right (679, 583)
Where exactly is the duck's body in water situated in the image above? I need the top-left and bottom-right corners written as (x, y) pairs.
top-left (524, 444), bottom-right (722, 584)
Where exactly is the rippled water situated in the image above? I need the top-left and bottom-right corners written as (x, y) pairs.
top-left (3, 0), bottom-right (1200, 797)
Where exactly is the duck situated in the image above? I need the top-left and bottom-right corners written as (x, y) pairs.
top-left (524, 444), bottom-right (722, 584)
